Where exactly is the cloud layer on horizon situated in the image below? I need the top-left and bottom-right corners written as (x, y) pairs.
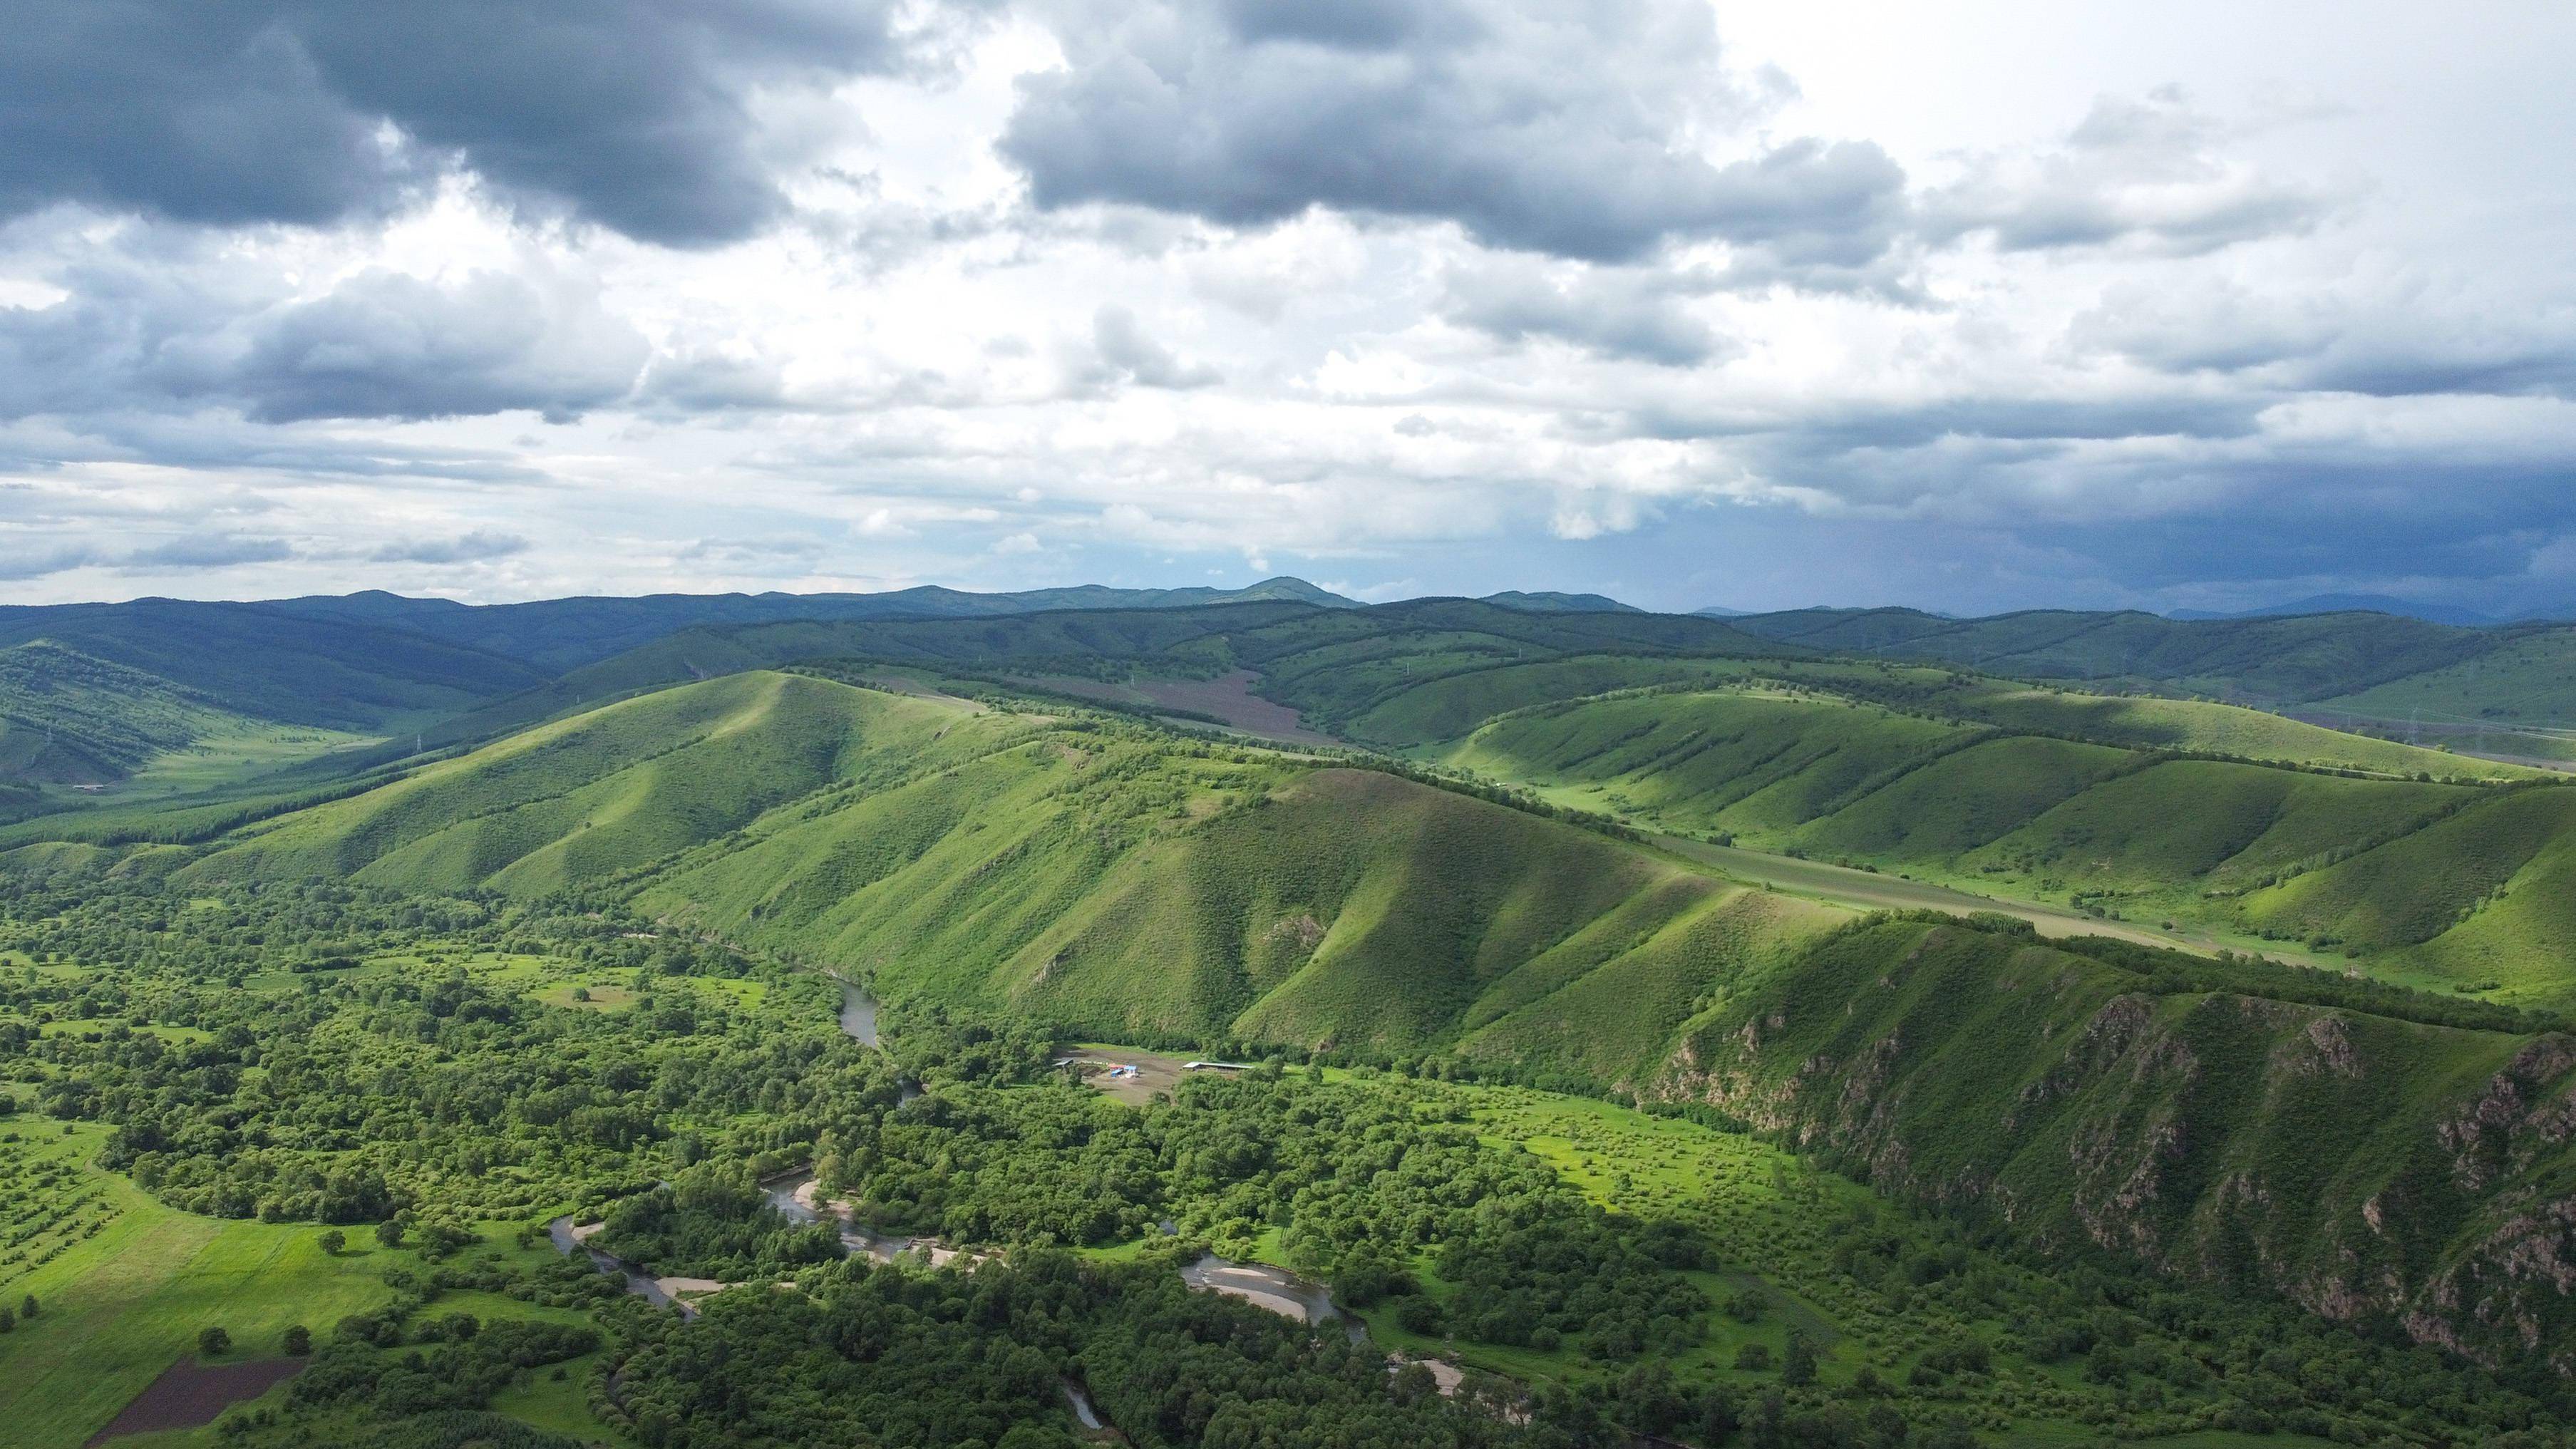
top-left (0, 0), bottom-right (2571, 618)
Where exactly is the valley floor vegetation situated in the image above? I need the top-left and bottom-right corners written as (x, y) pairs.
top-left (6, 593), bottom-right (2576, 1449)
top-left (1, 880), bottom-right (2571, 1448)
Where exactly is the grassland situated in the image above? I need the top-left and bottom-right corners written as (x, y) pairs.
top-left (1430, 683), bottom-right (2576, 1009)
top-left (160, 669), bottom-right (1870, 1066)
top-left (0, 1143), bottom-right (632, 1449)
top-left (0, 1121), bottom-right (391, 1449)
top-left (178, 672), bottom-right (1046, 894)
top-left (644, 738), bottom-right (1844, 1071)
top-left (1717, 606), bottom-right (2500, 704)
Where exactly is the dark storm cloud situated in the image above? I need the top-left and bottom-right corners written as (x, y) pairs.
top-left (232, 270), bottom-right (649, 423)
top-left (1001, 0), bottom-right (1909, 265)
top-left (2072, 283), bottom-right (2576, 400)
top-left (0, 0), bottom-right (942, 246)
top-left (0, 249), bottom-right (649, 425)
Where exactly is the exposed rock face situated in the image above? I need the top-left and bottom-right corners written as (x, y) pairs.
top-left (1653, 922), bottom-right (2576, 1373)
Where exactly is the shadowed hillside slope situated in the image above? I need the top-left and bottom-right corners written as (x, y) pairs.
top-left (1654, 916), bottom-right (2576, 1374)
top-left (0, 599), bottom-right (544, 729)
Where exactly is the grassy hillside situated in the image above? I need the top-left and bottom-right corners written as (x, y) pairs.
top-left (18, 664), bottom-right (2576, 1381)
top-left (260, 577), bottom-right (1360, 671)
top-left (0, 643), bottom-right (382, 835)
top-left (157, 672), bottom-right (1850, 1068)
top-left (1722, 607), bottom-right (2491, 703)
top-left (1436, 684), bottom-right (2576, 1007)
top-left (393, 596), bottom-right (1815, 765)
top-left (1655, 916), bottom-right (2576, 1375)
top-left (644, 756), bottom-right (1843, 1071)
top-left (0, 600), bottom-right (544, 731)
top-left (2318, 622), bottom-right (2576, 736)
top-left (180, 674), bottom-right (1039, 894)
top-left (0, 642), bottom-right (245, 785)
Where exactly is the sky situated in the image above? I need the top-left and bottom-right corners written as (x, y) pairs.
top-left (1, 1), bottom-right (2572, 617)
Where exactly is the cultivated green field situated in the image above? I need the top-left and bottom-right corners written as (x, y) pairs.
top-left (0, 1123), bottom-right (392, 1448)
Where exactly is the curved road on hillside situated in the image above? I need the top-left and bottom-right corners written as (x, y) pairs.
top-left (1651, 835), bottom-right (2332, 967)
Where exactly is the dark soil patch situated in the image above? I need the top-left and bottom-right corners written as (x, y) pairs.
top-left (86, 1356), bottom-right (306, 1445)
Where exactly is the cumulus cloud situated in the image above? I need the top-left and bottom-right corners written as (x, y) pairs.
top-left (1001, 0), bottom-right (1908, 265)
top-left (1080, 306), bottom-right (1223, 390)
top-left (0, 0), bottom-right (967, 247)
top-left (2071, 278), bottom-right (2576, 399)
top-left (370, 530), bottom-right (530, 564)
top-left (636, 347), bottom-right (792, 413)
top-left (1441, 259), bottom-right (1728, 366)
top-left (0, 239), bottom-right (649, 424)
top-left (0, 1), bottom-right (2569, 617)
top-left (232, 269), bottom-right (650, 423)
top-left (1924, 90), bottom-right (2333, 254)
top-left (124, 533), bottom-right (296, 569)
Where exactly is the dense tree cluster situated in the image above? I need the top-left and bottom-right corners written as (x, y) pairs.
top-left (609, 1252), bottom-right (1523, 1449)
top-left (11, 878), bottom-right (2576, 1448)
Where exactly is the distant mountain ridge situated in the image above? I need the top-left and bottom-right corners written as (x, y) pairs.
top-left (261, 576), bottom-right (1363, 671)
top-left (1478, 590), bottom-right (1641, 614)
top-left (2166, 593), bottom-right (2503, 627)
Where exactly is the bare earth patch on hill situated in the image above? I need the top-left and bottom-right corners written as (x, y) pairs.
top-left (86, 1356), bottom-right (305, 1445)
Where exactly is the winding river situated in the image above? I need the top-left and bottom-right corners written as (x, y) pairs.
top-left (544, 1212), bottom-right (684, 1314)
top-left (545, 977), bottom-right (899, 1311)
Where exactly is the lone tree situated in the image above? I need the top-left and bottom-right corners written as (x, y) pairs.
top-left (282, 1324), bottom-right (311, 1356)
top-left (373, 1219), bottom-right (405, 1249)
top-left (19, 1294), bottom-right (33, 1319)
top-left (317, 1229), bottom-right (345, 1256)
top-left (198, 1325), bottom-right (231, 1357)
top-left (1782, 1330), bottom-right (1818, 1387)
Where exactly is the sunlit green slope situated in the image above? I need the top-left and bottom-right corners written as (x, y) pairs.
top-left (169, 671), bottom-right (1850, 1066)
top-left (643, 756), bottom-right (1843, 1068)
top-left (180, 672), bottom-right (1039, 894)
top-left (1438, 684), bottom-right (2576, 1008)
top-left (23, 664), bottom-right (2576, 1368)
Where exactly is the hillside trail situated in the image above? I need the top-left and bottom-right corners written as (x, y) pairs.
top-left (1649, 835), bottom-right (2339, 969)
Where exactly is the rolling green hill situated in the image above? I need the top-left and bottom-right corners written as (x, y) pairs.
top-left (179, 672), bottom-right (1041, 895)
top-left (175, 669), bottom-right (1845, 1067)
top-left (259, 576), bottom-right (1361, 671)
top-left (366, 596), bottom-right (1807, 764)
top-left (0, 641), bottom-right (382, 827)
top-left (0, 641), bottom-right (243, 785)
top-left (18, 663), bottom-right (2576, 1374)
top-left (2308, 620), bottom-right (2576, 736)
top-left (1720, 606), bottom-right (2495, 703)
top-left (0, 599), bottom-right (546, 731)
top-left (1433, 684), bottom-right (2576, 1008)
top-left (1654, 915), bottom-right (2576, 1376)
